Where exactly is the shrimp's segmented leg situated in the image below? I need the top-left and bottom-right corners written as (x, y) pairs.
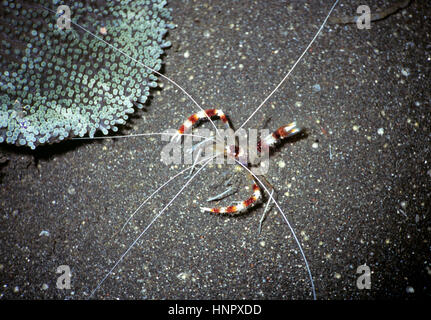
top-left (171, 109), bottom-right (231, 142)
top-left (206, 186), bottom-right (236, 202)
top-left (201, 182), bottom-right (262, 215)
top-left (206, 171), bottom-right (240, 198)
top-left (257, 122), bottom-right (301, 153)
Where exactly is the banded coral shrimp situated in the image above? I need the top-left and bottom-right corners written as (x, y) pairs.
top-left (81, 0), bottom-right (339, 299)
top-left (0, 0), bottom-right (363, 300)
top-left (1, 0), bottom-right (430, 300)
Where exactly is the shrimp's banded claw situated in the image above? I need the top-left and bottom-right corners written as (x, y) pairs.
top-left (257, 121), bottom-right (302, 152)
top-left (176, 109), bottom-right (231, 139)
top-left (200, 183), bottom-right (262, 215)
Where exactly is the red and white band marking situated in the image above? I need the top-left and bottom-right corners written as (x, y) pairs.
top-left (257, 122), bottom-right (300, 153)
top-left (177, 109), bottom-right (230, 135)
top-left (201, 183), bottom-right (262, 215)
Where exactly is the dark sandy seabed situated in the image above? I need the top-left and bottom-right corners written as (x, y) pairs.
top-left (0, 0), bottom-right (430, 300)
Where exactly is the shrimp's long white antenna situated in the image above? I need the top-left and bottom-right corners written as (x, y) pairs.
top-left (89, 154), bottom-right (219, 298)
top-left (118, 152), bottom-right (219, 234)
top-left (36, 4), bottom-right (222, 137)
top-left (236, 0), bottom-right (340, 132)
top-left (72, 131), bottom-right (215, 142)
top-left (234, 159), bottom-right (316, 300)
